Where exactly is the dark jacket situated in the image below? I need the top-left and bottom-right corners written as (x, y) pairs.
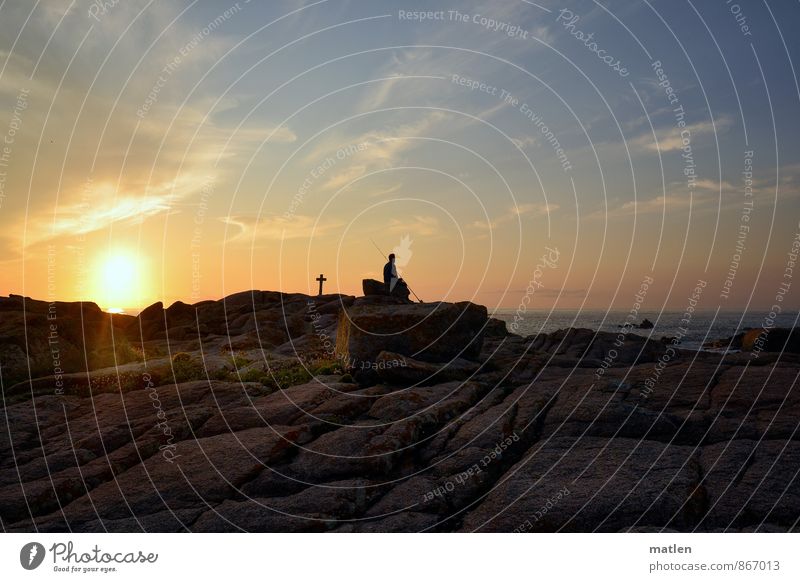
top-left (383, 260), bottom-right (394, 286)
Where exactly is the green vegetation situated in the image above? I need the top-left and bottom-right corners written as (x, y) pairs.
top-left (88, 370), bottom-right (146, 395)
top-left (312, 358), bottom-right (345, 376)
top-left (239, 368), bottom-right (266, 383)
top-left (169, 352), bottom-right (205, 383)
top-left (229, 352), bottom-right (252, 369)
top-left (261, 361), bottom-right (312, 391)
top-left (210, 368), bottom-right (234, 381)
top-left (88, 338), bottom-right (143, 369)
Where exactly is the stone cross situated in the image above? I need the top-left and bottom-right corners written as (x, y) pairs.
top-left (316, 273), bottom-right (327, 296)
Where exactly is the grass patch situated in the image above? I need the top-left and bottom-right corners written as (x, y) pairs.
top-left (88, 338), bottom-right (143, 369)
top-left (229, 352), bottom-right (252, 369)
top-left (312, 358), bottom-right (345, 376)
top-left (169, 352), bottom-right (205, 383)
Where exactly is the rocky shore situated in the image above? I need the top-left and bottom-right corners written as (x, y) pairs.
top-left (1, 291), bottom-right (798, 532)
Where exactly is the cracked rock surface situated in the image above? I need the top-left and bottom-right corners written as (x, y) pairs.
top-left (2, 292), bottom-right (798, 532)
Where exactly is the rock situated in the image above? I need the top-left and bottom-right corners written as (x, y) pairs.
top-left (707, 364), bottom-right (800, 441)
top-left (193, 479), bottom-right (382, 532)
top-left (366, 381), bottom-right (483, 423)
top-left (374, 350), bottom-right (480, 385)
top-left (460, 437), bottom-right (702, 532)
top-left (362, 279), bottom-right (386, 296)
top-left (526, 327), bottom-right (672, 365)
top-left (485, 317), bottom-right (509, 338)
top-left (0, 296), bottom-right (136, 387)
top-left (639, 318), bottom-right (654, 329)
top-left (336, 511), bottom-right (442, 532)
top-left (336, 300), bottom-right (488, 369)
top-left (703, 331), bottom-right (747, 350)
top-left (539, 377), bottom-right (683, 443)
top-left (698, 440), bottom-right (800, 530)
top-left (741, 328), bottom-right (800, 353)
top-left (127, 292), bottom-right (357, 343)
top-left (362, 278), bottom-right (411, 301)
top-left (3, 288), bottom-right (800, 533)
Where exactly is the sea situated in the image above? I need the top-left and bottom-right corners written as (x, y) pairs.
top-left (490, 309), bottom-right (799, 351)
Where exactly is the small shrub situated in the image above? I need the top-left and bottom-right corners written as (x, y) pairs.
top-left (261, 362), bottom-right (312, 391)
top-left (229, 353), bottom-right (252, 369)
top-left (172, 352), bottom-right (192, 364)
top-left (313, 358), bottom-right (344, 375)
top-left (146, 344), bottom-right (164, 357)
top-left (170, 353), bottom-right (205, 383)
top-left (239, 368), bottom-right (265, 383)
top-left (210, 368), bottom-right (233, 381)
top-left (88, 338), bottom-right (143, 370)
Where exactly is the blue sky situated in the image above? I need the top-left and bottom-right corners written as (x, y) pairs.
top-left (0, 0), bottom-right (798, 312)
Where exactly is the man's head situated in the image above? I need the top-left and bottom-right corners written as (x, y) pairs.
top-left (388, 253), bottom-right (395, 262)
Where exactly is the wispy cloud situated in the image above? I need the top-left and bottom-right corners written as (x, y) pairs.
top-left (631, 117), bottom-right (733, 152)
top-left (386, 215), bottom-right (441, 236)
top-left (304, 111), bottom-right (449, 194)
top-left (471, 202), bottom-right (558, 229)
top-left (222, 213), bottom-right (343, 242)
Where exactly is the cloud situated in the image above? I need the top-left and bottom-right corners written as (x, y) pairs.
top-left (386, 215), bottom-right (441, 236)
top-left (693, 178), bottom-right (734, 191)
top-left (367, 183), bottom-right (403, 198)
top-left (322, 164), bottom-right (368, 191)
top-left (300, 111), bottom-right (449, 197)
top-left (221, 213), bottom-right (343, 242)
top-left (471, 202), bottom-right (559, 229)
top-left (631, 118), bottom-right (733, 152)
top-left (510, 136), bottom-right (537, 149)
top-left (608, 194), bottom-right (693, 218)
top-left (0, 3), bottom-right (298, 256)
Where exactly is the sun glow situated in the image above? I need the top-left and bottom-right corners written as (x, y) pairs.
top-left (95, 251), bottom-right (145, 312)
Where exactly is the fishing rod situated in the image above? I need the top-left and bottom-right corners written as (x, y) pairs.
top-left (370, 238), bottom-right (424, 303)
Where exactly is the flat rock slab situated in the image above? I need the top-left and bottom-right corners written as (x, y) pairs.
top-left (460, 436), bottom-right (702, 532)
top-left (336, 300), bottom-right (488, 367)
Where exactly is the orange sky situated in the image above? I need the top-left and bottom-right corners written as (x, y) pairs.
top-left (1, 1), bottom-right (798, 315)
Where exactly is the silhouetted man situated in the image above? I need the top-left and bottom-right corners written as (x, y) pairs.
top-left (384, 253), bottom-right (399, 294)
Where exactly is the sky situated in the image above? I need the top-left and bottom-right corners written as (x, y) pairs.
top-left (0, 0), bottom-right (798, 315)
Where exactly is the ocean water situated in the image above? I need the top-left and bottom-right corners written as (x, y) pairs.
top-left (491, 309), bottom-right (799, 351)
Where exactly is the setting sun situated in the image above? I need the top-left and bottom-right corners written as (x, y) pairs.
top-left (95, 251), bottom-right (144, 312)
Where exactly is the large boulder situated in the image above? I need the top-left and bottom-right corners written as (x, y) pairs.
top-left (362, 278), bottom-right (411, 302)
top-left (336, 300), bottom-right (488, 370)
top-left (362, 279), bottom-right (386, 296)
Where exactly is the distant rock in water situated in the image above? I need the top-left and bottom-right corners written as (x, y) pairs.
top-left (619, 318), bottom-right (653, 329)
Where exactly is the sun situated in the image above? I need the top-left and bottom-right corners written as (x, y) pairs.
top-left (95, 251), bottom-right (144, 313)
